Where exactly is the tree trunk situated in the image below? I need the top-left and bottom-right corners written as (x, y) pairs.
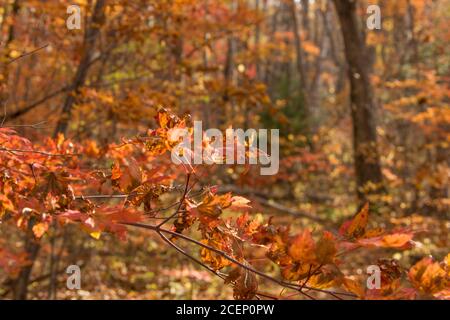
top-left (0, 1), bottom-right (43, 301)
top-left (54, 0), bottom-right (106, 136)
top-left (0, 0), bottom-right (20, 114)
top-left (13, 228), bottom-right (40, 299)
top-left (332, 0), bottom-right (384, 202)
top-left (288, 0), bottom-right (312, 144)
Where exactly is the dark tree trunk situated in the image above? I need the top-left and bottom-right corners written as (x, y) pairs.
top-left (332, 0), bottom-right (384, 202)
top-left (0, 1), bottom-right (43, 301)
top-left (54, 0), bottom-right (106, 136)
top-left (288, 0), bottom-right (313, 145)
top-left (0, 0), bottom-right (20, 111)
top-left (13, 228), bottom-right (40, 299)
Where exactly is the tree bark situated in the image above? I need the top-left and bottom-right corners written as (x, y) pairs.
top-left (0, 0), bottom-right (20, 114)
top-left (13, 227), bottom-right (40, 299)
top-left (332, 0), bottom-right (384, 202)
top-left (288, 0), bottom-right (312, 144)
top-left (54, 0), bottom-right (106, 137)
top-left (0, 1), bottom-right (43, 301)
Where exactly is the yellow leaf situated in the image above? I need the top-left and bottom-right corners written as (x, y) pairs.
top-left (342, 277), bottom-right (365, 298)
top-left (90, 231), bottom-right (102, 240)
top-left (32, 222), bottom-right (48, 238)
top-left (340, 203), bottom-right (369, 239)
top-left (9, 50), bottom-right (20, 59)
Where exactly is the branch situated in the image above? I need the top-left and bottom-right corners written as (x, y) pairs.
top-left (157, 173), bottom-right (191, 227)
top-left (0, 147), bottom-right (79, 157)
top-left (122, 222), bottom-right (355, 300)
top-left (4, 87), bottom-right (68, 122)
top-left (5, 44), bottom-right (49, 66)
top-left (218, 185), bottom-right (328, 225)
top-left (3, 121), bottom-right (48, 129)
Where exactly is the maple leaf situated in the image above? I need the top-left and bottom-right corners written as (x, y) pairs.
top-left (339, 203), bottom-right (369, 239)
top-left (338, 202), bottom-right (415, 250)
top-left (269, 229), bottom-right (325, 281)
top-left (364, 259), bottom-right (404, 299)
top-left (111, 161), bottom-right (122, 180)
top-left (231, 265), bottom-right (258, 300)
top-left (173, 209), bottom-right (196, 235)
top-left (433, 289), bottom-right (450, 300)
top-left (0, 194), bottom-right (15, 219)
top-left (408, 257), bottom-right (449, 297)
top-left (234, 213), bottom-right (261, 241)
top-left (280, 262), bottom-right (315, 281)
top-left (200, 238), bottom-right (232, 271)
top-left (306, 264), bottom-right (342, 289)
top-left (59, 206), bottom-right (144, 241)
top-left (342, 277), bottom-right (365, 298)
top-left (357, 231), bottom-right (414, 249)
top-left (127, 182), bottom-right (168, 215)
top-left (190, 193), bottom-right (233, 219)
top-left (315, 231), bottom-right (337, 265)
top-left (445, 253), bottom-right (450, 268)
top-left (111, 158), bottom-right (142, 192)
top-left (288, 229), bottom-right (316, 264)
top-left (366, 287), bottom-right (418, 300)
top-left (156, 109), bottom-right (180, 129)
top-left (229, 196), bottom-right (251, 211)
top-left (32, 222), bottom-right (49, 238)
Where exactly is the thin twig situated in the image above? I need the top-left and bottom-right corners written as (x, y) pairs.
top-left (4, 121), bottom-right (48, 129)
top-left (157, 173), bottom-right (191, 227)
top-left (6, 44), bottom-right (49, 65)
top-left (0, 147), bottom-right (79, 157)
top-left (122, 222), bottom-right (355, 300)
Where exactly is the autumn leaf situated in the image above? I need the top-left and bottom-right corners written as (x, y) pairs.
top-left (200, 238), bottom-right (232, 271)
top-left (225, 264), bottom-right (259, 300)
top-left (127, 182), bottom-right (168, 215)
top-left (408, 257), bottom-right (449, 297)
top-left (342, 277), bottom-right (365, 298)
top-left (192, 193), bottom-right (233, 219)
top-left (229, 196), bottom-right (251, 211)
top-left (89, 231), bottom-right (102, 240)
top-left (233, 266), bottom-right (258, 300)
top-left (357, 231), bottom-right (414, 249)
top-left (307, 265), bottom-right (341, 289)
top-left (288, 229), bottom-right (316, 263)
top-left (0, 194), bottom-right (15, 219)
top-left (315, 231), bottom-right (337, 264)
top-left (340, 203), bottom-right (369, 239)
top-left (111, 160), bottom-right (122, 180)
top-left (32, 222), bottom-right (49, 238)
top-left (111, 158), bottom-right (143, 192)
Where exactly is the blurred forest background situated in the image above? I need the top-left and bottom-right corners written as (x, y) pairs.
top-left (0, 0), bottom-right (449, 300)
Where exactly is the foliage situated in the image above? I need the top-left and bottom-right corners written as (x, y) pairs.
top-left (0, 0), bottom-right (448, 300)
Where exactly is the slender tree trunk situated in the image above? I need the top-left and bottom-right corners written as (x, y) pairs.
top-left (14, 227), bottom-right (40, 299)
top-left (0, 1), bottom-right (42, 301)
top-left (254, 0), bottom-right (261, 81)
top-left (54, 0), bottom-right (106, 137)
top-left (332, 0), bottom-right (384, 202)
top-left (288, 0), bottom-right (312, 144)
top-left (0, 0), bottom-right (20, 113)
top-left (221, 36), bottom-right (234, 127)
